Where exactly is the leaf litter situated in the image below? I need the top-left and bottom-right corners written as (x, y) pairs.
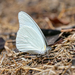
top-left (0, 0), bottom-right (75, 75)
top-left (0, 29), bottom-right (75, 75)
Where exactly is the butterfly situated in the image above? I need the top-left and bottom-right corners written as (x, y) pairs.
top-left (16, 11), bottom-right (51, 54)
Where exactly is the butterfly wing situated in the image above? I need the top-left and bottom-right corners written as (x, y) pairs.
top-left (18, 11), bottom-right (47, 45)
top-left (16, 26), bottom-right (46, 54)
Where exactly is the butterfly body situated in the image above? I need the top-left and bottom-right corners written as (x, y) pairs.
top-left (16, 11), bottom-right (51, 54)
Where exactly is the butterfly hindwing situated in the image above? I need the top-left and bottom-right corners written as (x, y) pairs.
top-left (16, 26), bottom-right (46, 54)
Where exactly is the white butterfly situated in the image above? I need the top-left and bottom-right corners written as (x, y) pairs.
top-left (16, 11), bottom-right (51, 54)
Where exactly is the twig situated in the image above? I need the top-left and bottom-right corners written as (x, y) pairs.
top-left (45, 17), bottom-right (55, 29)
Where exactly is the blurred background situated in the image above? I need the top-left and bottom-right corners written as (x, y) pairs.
top-left (1, 1), bottom-right (75, 75)
top-left (0, 0), bottom-right (75, 33)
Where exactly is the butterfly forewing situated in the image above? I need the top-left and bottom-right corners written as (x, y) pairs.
top-left (18, 11), bottom-right (47, 45)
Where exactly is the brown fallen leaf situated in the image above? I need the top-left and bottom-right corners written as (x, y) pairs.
top-left (49, 15), bottom-right (70, 25)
